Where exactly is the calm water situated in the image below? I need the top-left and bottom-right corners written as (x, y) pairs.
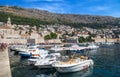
top-left (10, 44), bottom-right (120, 77)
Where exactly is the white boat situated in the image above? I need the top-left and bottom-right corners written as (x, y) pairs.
top-left (69, 44), bottom-right (88, 51)
top-left (87, 43), bottom-right (99, 49)
top-left (105, 42), bottom-right (114, 45)
top-left (52, 56), bottom-right (94, 73)
top-left (34, 53), bottom-right (61, 68)
top-left (19, 46), bottom-right (48, 58)
top-left (50, 45), bottom-right (63, 52)
top-left (49, 44), bottom-right (88, 52)
top-left (15, 45), bottom-right (28, 52)
top-left (54, 66), bottom-right (93, 77)
top-left (28, 57), bottom-right (41, 65)
top-left (62, 44), bottom-right (88, 53)
top-left (10, 45), bottom-right (27, 52)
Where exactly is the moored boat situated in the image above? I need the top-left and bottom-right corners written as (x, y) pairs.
top-left (10, 45), bottom-right (27, 52)
top-left (19, 45), bottom-right (48, 58)
top-left (34, 53), bottom-right (61, 68)
top-left (49, 45), bottom-right (64, 52)
top-left (87, 43), bottom-right (99, 49)
top-left (52, 56), bottom-right (94, 73)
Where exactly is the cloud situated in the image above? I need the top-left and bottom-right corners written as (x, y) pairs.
top-left (25, 0), bottom-right (63, 2)
top-left (35, 3), bottom-right (66, 13)
top-left (23, 0), bottom-right (120, 17)
top-left (88, 6), bottom-right (110, 12)
top-left (26, 0), bottom-right (70, 14)
top-left (108, 12), bottom-right (120, 17)
top-left (45, 0), bottom-right (63, 1)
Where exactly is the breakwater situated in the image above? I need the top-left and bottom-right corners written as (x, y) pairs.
top-left (0, 48), bottom-right (12, 77)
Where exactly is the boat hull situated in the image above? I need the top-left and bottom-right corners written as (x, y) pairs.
top-left (52, 60), bottom-right (93, 73)
top-left (10, 48), bottom-right (16, 51)
top-left (19, 53), bottom-right (31, 58)
top-left (36, 65), bottom-right (52, 68)
top-left (15, 49), bottom-right (27, 52)
top-left (35, 60), bottom-right (56, 68)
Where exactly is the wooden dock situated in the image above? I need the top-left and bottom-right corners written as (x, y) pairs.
top-left (0, 49), bottom-right (12, 77)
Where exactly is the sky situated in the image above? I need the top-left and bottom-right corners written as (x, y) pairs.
top-left (0, 0), bottom-right (120, 17)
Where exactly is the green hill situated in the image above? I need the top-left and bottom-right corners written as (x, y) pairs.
top-left (0, 6), bottom-right (120, 28)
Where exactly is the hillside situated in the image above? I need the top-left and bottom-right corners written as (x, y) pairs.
top-left (0, 6), bottom-right (119, 28)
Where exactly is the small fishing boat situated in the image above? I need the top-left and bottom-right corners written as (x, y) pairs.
top-left (34, 53), bottom-right (61, 68)
top-left (69, 44), bottom-right (88, 51)
top-left (19, 45), bottom-right (48, 58)
top-left (49, 45), bottom-right (63, 52)
top-left (52, 56), bottom-right (94, 73)
top-left (10, 45), bottom-right (27, 52)
top-left (87, 43), bottom-right (99, 49)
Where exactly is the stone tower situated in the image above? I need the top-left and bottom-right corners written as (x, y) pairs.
top-left (7, 17), bottom-right (11, 27)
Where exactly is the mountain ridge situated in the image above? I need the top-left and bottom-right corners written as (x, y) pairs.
top-left (0, 6), bottom-right (119, 28)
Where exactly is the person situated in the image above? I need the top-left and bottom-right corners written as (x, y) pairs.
top-left (3, 43), bottom-right (7, 49)
top-left (1, 43), bottom-right (4, 51)
top-left (0, 43), bottom-right (1, 51)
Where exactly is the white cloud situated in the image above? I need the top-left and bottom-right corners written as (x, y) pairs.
top-left (94, 6), bottom-right (109, 10)
top-left (88, 6), bottom-right (110, 11)
top-left (25, 0), bottom-right (63, 2)
top-left (35, 3), bottom-right (66, 13)
top-left (25, 0), bottom-right (38, 2)
top-left (108, 12), bottom-right (120, 17)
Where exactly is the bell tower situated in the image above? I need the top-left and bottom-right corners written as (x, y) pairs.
top-left (7, 17), bottom-right (11, 27)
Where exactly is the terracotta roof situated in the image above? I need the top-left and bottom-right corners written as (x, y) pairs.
top-left (20, 34), bottom-right (29, 37)
top-left (0, 26), bottom-right (11, 29)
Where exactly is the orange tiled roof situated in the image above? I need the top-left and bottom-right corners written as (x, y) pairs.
top-left (20, 34), bottom-right (29, 37)
top-left (0, 26), bottom-right (11, 29)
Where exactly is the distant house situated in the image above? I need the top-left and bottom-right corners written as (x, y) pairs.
top-left (65, 36), bottom-right (78, 43)
top-left (27, 39), bottom-right (35, 44)
top-left (76, 32), bottom-right (89, 38)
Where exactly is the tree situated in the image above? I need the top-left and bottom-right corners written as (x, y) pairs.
top-left (44, 35), bottom-right (51, 40)
top-left (78, 36), bottom-right (94, 43)
top-left (44, 32), bottom-right (58, 40)
top-left (78, 36), bottom-right (86, 43)
top-left (36, 26), bottom-right (40, 33)
top-left (50, 32), bottom-right (57, 39)
top-left (71, 31), bottom-right (75, 36)
top-left (29, 27), bottom-right (33, 35)
top-left (86, 36), bottom-right (94, 42)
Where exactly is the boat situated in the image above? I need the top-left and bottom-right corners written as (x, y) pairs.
top-left (19, 45), bottom-right (48, 58)
top-left (10, 45), bottom-right (27, 52)
top-left (49, 44), bottom-right (88, 52)
top-left (9, 45), bottom-right (16, 51)
top-left (28, 57), bottom-right (41, 65)
top-left (69, 44), bottom-right (88, 51)
top-left (105, 42), bottom-right (114, 45)
top-left (14, 45), bottom-right (28, 52)
top-left (87, 43), bottom-right (99, 49)
top-left (49, 45), bottom-right (63, 52)
top-left (34, 53), bottom-right (61, 68)
top-left (52, 56), bottom-right (94, 73)
top-left (55, 66), bottom-right (93, 77)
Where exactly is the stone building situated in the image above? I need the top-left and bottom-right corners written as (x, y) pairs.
top-left (0, 17), bottom-right (61, 44)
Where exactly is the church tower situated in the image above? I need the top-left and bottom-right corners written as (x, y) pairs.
top-left (7, 17), bottom-right (11, 27)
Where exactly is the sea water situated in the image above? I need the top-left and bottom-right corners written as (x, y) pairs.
top-left (10, 44), bottom-right (120, 77)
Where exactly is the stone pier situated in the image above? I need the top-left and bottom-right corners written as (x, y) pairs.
top-left (0, 49), bottom-right (12, 77)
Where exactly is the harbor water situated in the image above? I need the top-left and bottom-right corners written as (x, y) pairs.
top-left (9, 44), bottom-right (120, 77)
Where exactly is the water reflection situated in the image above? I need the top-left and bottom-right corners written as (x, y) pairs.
top-left (56, 66), bottom-right (93, 77)
top-left (35, 69), bottom-right (56, 77)
top-left (35, 66), bottom-right (93, 77)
